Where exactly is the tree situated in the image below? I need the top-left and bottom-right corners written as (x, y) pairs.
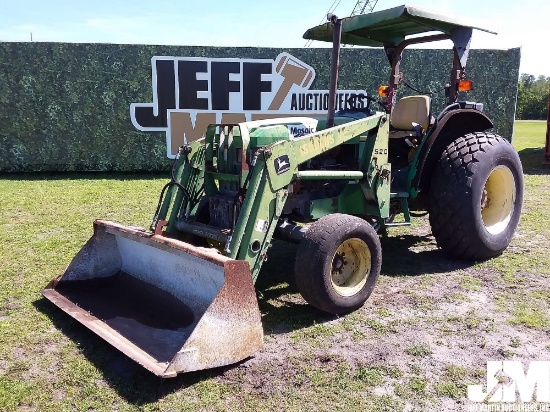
top-left (516, 74), bottom-right (550, 120)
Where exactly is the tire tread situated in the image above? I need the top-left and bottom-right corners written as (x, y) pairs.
top-left (294, 214), bottom-right (381, 314)
top-left (428, 132), bottom-right (519, 260)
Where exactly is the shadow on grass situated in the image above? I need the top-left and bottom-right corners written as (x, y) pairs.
top-left (0, 171), bottom-right (168, 181)
top-left (33, 297), bottom-right (243, 405)
top-left (32, 231), bottom-right (473, 403)
top-left (256, 234), bottom-right (474, 334)
top-left (380, 234), bottom-right (473, 276)
top-left (254, 240), bottom-right (338, 334)
top-left (518, 147), bottom-right (550, 174)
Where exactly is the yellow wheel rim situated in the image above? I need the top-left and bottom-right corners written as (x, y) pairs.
top-left (481, 165), bottom-right (516, 235)
top-left (331, 238), bottom-right (371, 297)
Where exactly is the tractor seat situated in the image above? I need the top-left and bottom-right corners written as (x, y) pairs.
top-left (389, 95), bottom-right (431, 139)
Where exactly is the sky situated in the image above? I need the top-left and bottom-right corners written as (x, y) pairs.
top-left (0, 0), bottom-right (549, 77)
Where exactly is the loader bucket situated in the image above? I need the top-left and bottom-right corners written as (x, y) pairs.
top-left (41, 220), bottom-right (263, 378)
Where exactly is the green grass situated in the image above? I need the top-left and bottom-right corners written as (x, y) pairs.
top-left (510, 303), bottom-right (550, 329)
top-left (0, 121), bottom-right (549, 410)
top-left (0, 174), bottom-right (166, 411)
top-left (475, 120), bottom-right (550, 279)
top-left (408, 377), bottom-right (428, 393)
top-left (514, 120), bottom-right (546, 142)
top-left (510, 337), bottom-right (521, 348)
top-left (513, 120), bottom-right (547, 169)
top-left (354, 366), bottom-right (386, 386)
top-left (405, 343), bottom-right (432, 357)
top-left (0, 377), bottom-right (32, 409)
top-left (434, 382), bottom-right (462, 400)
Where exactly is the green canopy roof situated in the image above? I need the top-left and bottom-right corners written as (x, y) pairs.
top-left (303, 5), bottom-right (497, 47)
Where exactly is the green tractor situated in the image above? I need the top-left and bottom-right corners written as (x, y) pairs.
top-left (42, 5), bottom-right (523, 377)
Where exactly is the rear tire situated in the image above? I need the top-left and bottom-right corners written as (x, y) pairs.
top-left (294, 214), bottom-right (381, 314)
top-left (428, 132), bottom-right (523, 260)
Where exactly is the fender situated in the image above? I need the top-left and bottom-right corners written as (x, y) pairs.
top-left (412, 109), bottom-right (494, 193)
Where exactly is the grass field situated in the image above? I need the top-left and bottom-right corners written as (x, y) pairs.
top-left (0, 121), bottom-right (549, 411)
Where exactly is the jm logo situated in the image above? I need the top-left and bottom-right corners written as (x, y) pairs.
top-left (467, 361), bottom-right (550, 402)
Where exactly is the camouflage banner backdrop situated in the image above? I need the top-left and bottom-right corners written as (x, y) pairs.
top-left (0, 42), bottom-right (520, 172)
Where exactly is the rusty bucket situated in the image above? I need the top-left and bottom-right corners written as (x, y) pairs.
top-left (42, 220), bottom-right (263, 378)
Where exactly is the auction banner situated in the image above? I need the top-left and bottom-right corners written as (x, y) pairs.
top-left (131, 53), bottom-right (367, 158)
top-left (0, 43), bottom-right (521, 172)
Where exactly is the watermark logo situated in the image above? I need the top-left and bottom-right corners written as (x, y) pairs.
top-left (130, 53), bottom-right (367, 157)
top-left (466, 361), bottom-right (550, 411)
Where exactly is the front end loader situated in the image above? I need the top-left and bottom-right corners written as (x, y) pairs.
top-left (43, 5), bottom-right (523, 377)
top-left (43, 114), bottom-right (390, 377)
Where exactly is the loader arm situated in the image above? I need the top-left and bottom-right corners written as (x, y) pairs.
top-left (156, 112), bottom-right (389, 282)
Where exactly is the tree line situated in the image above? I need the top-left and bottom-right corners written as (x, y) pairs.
top-left (516, 74), bottom-right (550, 120)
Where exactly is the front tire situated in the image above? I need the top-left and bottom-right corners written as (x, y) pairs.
top-left (294, 214), bottom-right (381, 314)
top-left (428, 132), bottom-right (523, 260)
